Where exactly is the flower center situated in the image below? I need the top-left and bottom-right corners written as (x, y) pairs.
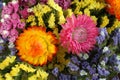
top-left (72, 27), bottom-right (87, 43)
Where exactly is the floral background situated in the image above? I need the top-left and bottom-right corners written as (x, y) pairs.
top-left (0, 0), bottom-right (120, 80)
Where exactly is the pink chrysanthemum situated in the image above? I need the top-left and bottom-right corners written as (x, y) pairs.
top-left (60, 14), bottom-right (98, 54)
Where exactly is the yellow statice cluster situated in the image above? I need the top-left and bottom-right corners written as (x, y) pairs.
top-left (0, 56), bottom-right (16, 70)
top-left (43, 45), bottom-right (70, 72)
top-left (107, 19), bottom-right (120, 34)
top-left (4, 63), bottom-right (36, 78)
top-left (72, 0), bottom-right (105, 14)
top-left (0, 62), bottom-right (48, 80)
top-left (55, 46), bottom-right (70, 71)
top-left (26, 0), bottom-right (66, 29)
top-left (47, 0), bottom-right (66, 24)
top-left (100, 15), bottom-right (109, 28)
top-left (26, 15), bottom-right (36, 26)
top-left (0, 74), bottom-right (4, 80)
top-left (28, 69), bottom-right (48, 80)
top-left (48, 13), bottom-right (56, 29)
top-left (72, 0), bottom-right (105, 23)
top-left (32, 3), bottom-right (52, 26)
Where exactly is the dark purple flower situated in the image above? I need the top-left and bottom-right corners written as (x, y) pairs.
top-left (52, 67), bottom-right (59, 77)
top-left (71, 76), bottom-right (77, 80)
top-left (67, 62), bottom-right (79, 71)
top-left (0, 1), bottom-right (3, 9)
top-left (97, 65), bottom-right (110, 76)
top-left (54, 0), bottom-right (71, 10)
top-left (40, 0), bottom-right (48, 4)
top-left (96, 28), bottom-right (108, 44)
top-left (0, 37), bottom-right (5, 53)
top-left (109, 54), bottom-right (118, 65)
top-left (58, 73), bottom-right (71, 80)
top-left (111, 28), bottom-right (120, 45)
top-left (112, 76), bottom-right (120, 80)
top-left (88, 68), bottom-right (96, 75)
top-left (71, 56), bottom-right (80, 65)
top-left (82, 61), bottom-right (90, 69)
top-left (102, 57), bottom-right (109, 64)
top-left (19, 0), bottom-right (36, 6)
top-left (92, 74), bottom-right (99, 80)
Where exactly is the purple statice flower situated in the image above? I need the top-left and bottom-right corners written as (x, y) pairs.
top-left (97, 65), bottom-right (110, 76)
top-left (54, 0), bottom-right (71, 10)
top-left (0, 36), bottom-right (5, 53)
top-left (92, 74), bottom-right (99, 80)
top-left (58, 73), bottom-right (71, 80)
top-left (103, 57), bottom-right (109, 63)
top-left (96, 27), bottom-right (108, 44)
top-left (71, 56), bottom-right (80, 65)
top-left (71, 76), bottom-right (77, 80)
top-left (19, 7), bottom-right (29, 19)
top-left (19, 0), bottom-right (36, 6)
top-left (111, 28), bottom-right (120, 46)
top-left (67, 62), bottom-right (79, 71)
top-left (0, 1), bottom-right (3, 9)
top-left (88, 67), bottom-right (96, 75)
top-left (86, 78), bottom-right (90, 80)
top-left (91, 47), bottom-right (102, 63)
top-left (52, 67), bottom-right (59, 77)
top-left (0, 44), bottom-right (4, 53)
top-left (40, 0), bottom-right (48, 4)
top-left (109, 54), bottom-right (118, 65)
top-left (8, 42), bottom-right (17, 56)
top-left (0, 1), bottom-right (25, 42)
top-left (81, 61), bottom-right (90, 69)
top-left (102, 46), bottom-right (111, 54)
top-left (112, 76), bottom-right (120, 80)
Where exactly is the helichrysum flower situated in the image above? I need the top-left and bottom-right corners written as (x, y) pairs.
top-left (15, 26), bottom-right (58, 66)
top-left (105, 0), bottom-right (120, 20)
top-left (60, 14), bottom-right (98, 54)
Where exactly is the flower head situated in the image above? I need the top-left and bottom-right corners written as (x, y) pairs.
top-left (15, 26), bottom-right (58, 66)
top-left (60, 14), bottom-right (98, 54)
top-left (105, 0), bottom-right (120, 20)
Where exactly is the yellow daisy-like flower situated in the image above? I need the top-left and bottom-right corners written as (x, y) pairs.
top-left (15, 26), bottom-right (58, 66)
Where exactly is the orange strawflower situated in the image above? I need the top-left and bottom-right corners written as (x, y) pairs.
top-left (105, 0), bottom-right (120, 20)
top-left (15, 26), bottom-right (58, 66)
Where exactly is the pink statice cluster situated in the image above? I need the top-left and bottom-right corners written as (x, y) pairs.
top-left (18, 0), bottom-right (36, 19)
top-left (39, 0), bottom-right (48, 4)
top-left (54, 0), bottom-right (71, 9)
top-left (60, 14), bottom-right (98, 54)
top-left (0, 1), bottom-right (25, 42)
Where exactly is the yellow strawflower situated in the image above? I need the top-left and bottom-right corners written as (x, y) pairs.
top-left (15, 26), bottom-right (58, 66)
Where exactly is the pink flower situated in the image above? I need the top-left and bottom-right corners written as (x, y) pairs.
top-left (54, 0), bottom-right (71, 10)
top-left (60, 14), bottom-right (98, 54)
top-left (9, 29), bottom-right (18, 42)
top-left (19, 8), bottom-right (29, 18)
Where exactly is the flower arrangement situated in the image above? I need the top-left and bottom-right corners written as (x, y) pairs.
top-left (0, 0), bottom-right (120, 80)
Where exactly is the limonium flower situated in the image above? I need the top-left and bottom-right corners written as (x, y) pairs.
top-left (60, 14), bottom-right (98, 54)
top-left (0, 1), bottom-right (25, 42)
top-left (54, 0), bottom-right (71, 10)
top-left (15, 26), bottom-right (58, 66)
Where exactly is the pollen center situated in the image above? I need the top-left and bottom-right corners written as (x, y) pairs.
top-left (72, 27), bottom-right (87, 43)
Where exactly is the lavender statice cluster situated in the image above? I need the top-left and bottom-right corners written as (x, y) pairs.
top-left (51, 27), bottom-right (120, 80)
